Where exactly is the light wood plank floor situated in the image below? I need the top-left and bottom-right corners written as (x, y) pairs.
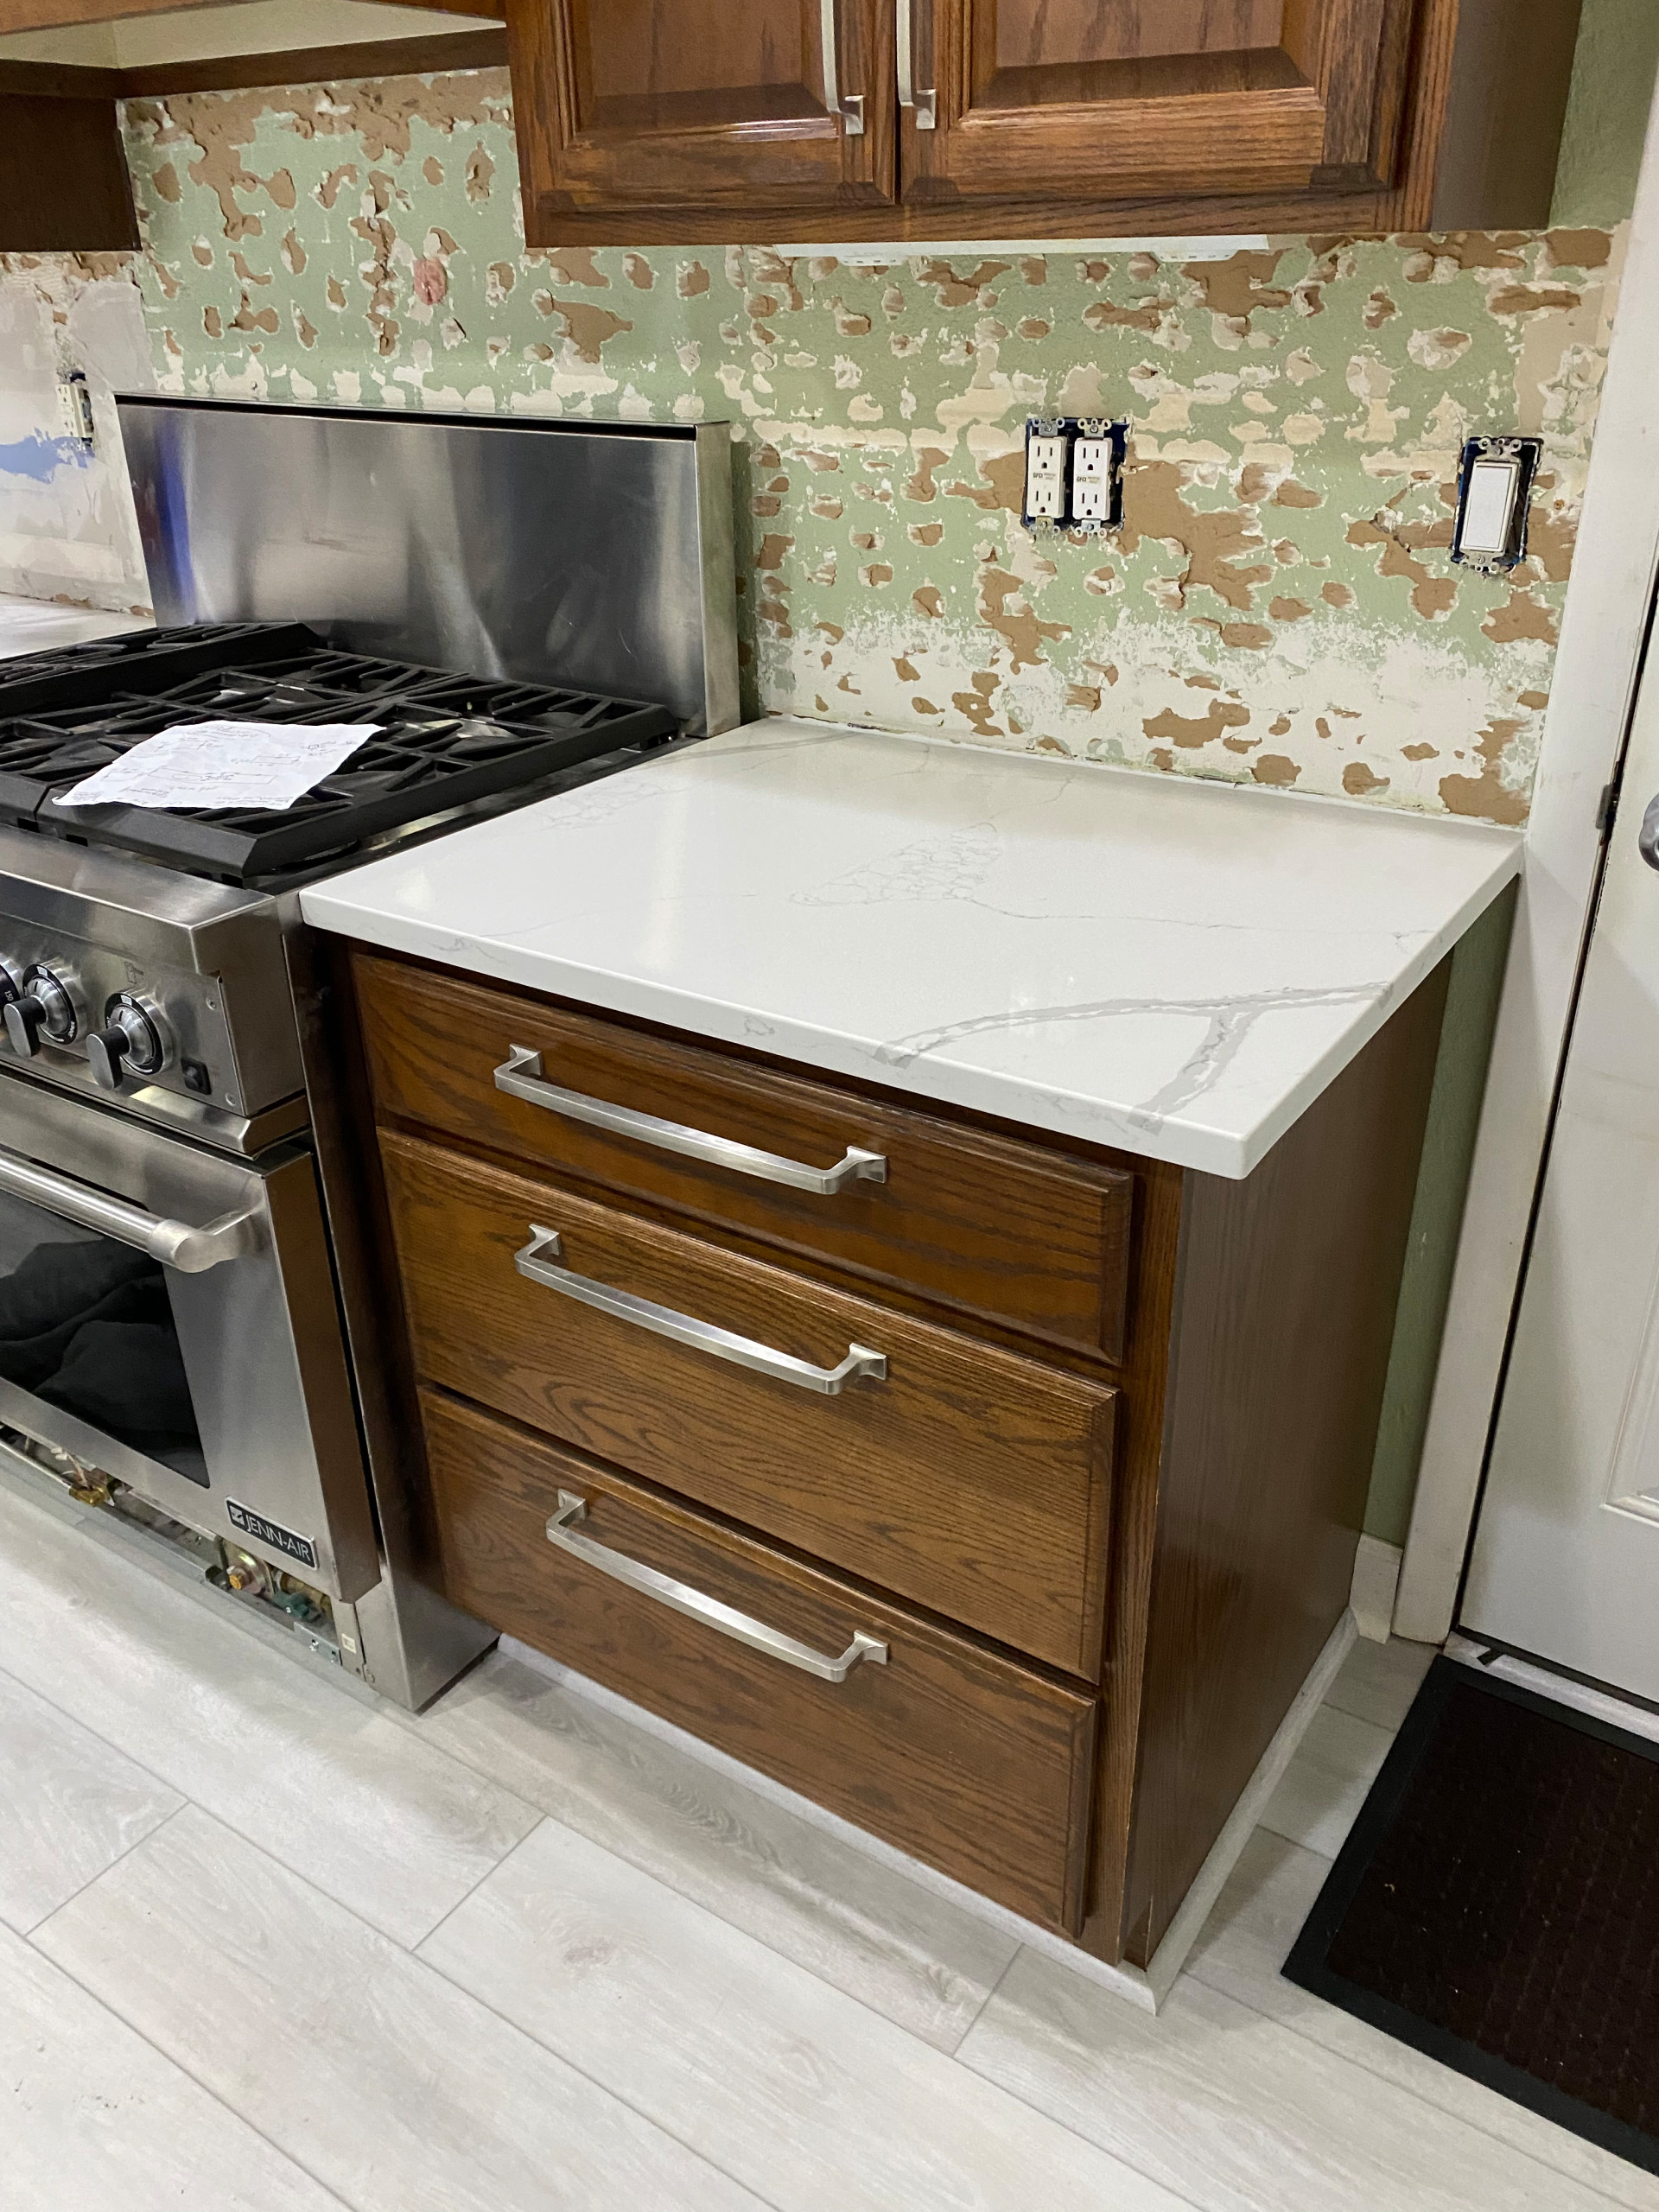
top-left (2, 1475), bottom-right (1651, 2212)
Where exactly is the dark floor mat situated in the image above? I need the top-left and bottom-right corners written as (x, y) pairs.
top-left (1283, 1656), bottom-right (1659, 2175)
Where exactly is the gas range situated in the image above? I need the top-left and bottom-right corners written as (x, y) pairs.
top-left (0, 622), bottom-right (677, 1147)
top-left (0, 391), bottom-right (737, 1710)
top-left (0, 621), bottom-right (688, 1704)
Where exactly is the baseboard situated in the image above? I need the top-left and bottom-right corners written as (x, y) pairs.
top-left (1138, 1605), bottom-right (1358, 2003)
top-left (503, 1606), bottom-right (1357, 2017)
top-left (1351, 1535), bottom-right (1403, 1643)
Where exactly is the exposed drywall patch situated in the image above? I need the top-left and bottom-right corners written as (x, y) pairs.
top-left (0, 258), bottom-right (152, 610)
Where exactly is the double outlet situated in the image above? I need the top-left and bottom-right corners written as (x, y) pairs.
top-left (1022, 416), bottom-right (1128, 537)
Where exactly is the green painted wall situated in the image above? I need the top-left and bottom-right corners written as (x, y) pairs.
top-left (1553, 0), bottom-right (1659, 228)
top-left (1366, 885), bottom-right (1516, 1548)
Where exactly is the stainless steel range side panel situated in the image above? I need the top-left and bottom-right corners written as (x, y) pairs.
top-left (116, 397), bottom-right (741, 737)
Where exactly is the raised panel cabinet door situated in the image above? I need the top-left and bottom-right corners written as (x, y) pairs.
top-left (509, 0), bottom-right (896, 234)
top-left (898, 0), bottom-right (1418, 210)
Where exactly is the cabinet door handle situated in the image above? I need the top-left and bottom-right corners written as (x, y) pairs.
top-left (546, 1490), bottom-right (889, 1681)
top-left (820, 0), bottom-right (865, 133)
top-left (897, 0), bottom-right (936, 127)
top-left (513, 1225), bottom-right (888, 1395)
top-left (495, 1045), bottom-right (887, 1195)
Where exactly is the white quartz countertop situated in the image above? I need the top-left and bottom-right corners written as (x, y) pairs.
top-left (301, 717), bottom-right (1521, 1179)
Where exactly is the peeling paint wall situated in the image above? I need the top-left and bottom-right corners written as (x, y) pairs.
top-left (92, 69), bottom-right (1619, 829)
top-left (0, 70), bottom-right (1625, 827)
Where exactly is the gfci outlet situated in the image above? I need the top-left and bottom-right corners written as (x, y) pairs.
top-left (1072, 436), bottom-right (1115, 522)
top-left (1021, 416), bottom-right (1127, 535)
top-left (1025, 433), bottom-right (1068, 520)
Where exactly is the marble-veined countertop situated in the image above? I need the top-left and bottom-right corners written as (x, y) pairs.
top-left (301, 716), bottom-right (1522, 1179)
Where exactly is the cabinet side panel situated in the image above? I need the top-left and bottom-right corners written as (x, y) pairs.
top-left (1076, 1155), bottom-right (1187, 1964)
top-left (0, 92), bottom-right (137, 251)
top-left (1119, 956), bottom-right (1452, 1967)
top-left (1428, 0), bottom-right (1584, 230)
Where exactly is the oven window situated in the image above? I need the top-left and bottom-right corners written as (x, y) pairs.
top-left (0, 1190), bottom-right (207, 1484)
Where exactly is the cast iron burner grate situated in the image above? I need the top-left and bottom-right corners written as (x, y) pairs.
top-left (0, 620), bottom-right (318, 718)
top-left (0, 629), bottom-right (677, 885)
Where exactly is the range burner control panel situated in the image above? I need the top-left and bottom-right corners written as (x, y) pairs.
top-left (0, 931), bottom-right (240, 1109)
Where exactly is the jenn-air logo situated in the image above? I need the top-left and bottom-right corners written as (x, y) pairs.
top-left (225, 1500), bottom-right (318, 1571)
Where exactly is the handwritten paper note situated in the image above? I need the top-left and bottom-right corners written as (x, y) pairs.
top-left (57, 721), bottom-right (380, 813)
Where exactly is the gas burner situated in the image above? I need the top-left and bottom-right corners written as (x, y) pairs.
top-left (0, 624), bottom-right (677, 887)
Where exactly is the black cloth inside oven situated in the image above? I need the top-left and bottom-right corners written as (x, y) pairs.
top-left (0, 1239), bottom-right (198, 1448)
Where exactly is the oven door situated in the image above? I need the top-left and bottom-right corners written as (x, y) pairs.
top-left (0, 1068), bottom-right (378, 1600)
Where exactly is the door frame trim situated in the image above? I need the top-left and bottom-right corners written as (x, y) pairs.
top-left (1394, 81), bottom-right (1659, 1640)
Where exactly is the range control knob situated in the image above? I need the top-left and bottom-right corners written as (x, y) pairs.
top-left (0, 959), bottom-right (20, 1014)
top-left (3, 995), bottom-right (41, 1056)
top-left (3, 967), bottom-right (77, 1058)
top-left (87, 995), bottom-right (168, 1092)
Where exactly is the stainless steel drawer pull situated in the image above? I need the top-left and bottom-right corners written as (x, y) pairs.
top-left (547, 1490), bottom-right (888, 1681)
top-left (495, 1046), bottom-right (887, 1196)
top-left (897, 0), bottom-right (936, 126)
top-left (0, 1145), bottom-right (261, 1274)
top-left (513, 1226), bottom-right (888, 1395)
top-left (820, 0), bottom-right (865, 132)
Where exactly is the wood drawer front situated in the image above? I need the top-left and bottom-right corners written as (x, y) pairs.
top-left (421, 1388), bottom-right (1098, 1934)
top-left (355, 952), bottom-right (1133, 1361)
top-left (381, 1129), bottom-right (1116, 1678)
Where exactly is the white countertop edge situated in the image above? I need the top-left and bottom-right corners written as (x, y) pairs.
top-left (1213, 855), bottom-right (1520, 1175)
top-left (304, 836), bottom-right (1522, 1181)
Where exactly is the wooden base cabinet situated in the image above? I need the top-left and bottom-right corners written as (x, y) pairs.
top-left (348, 942), bottom-right (1450, 1968)
top-left (423, 1385), bottom-right (1099, 1930)
top-left (505, 0), bottom-right (1583, 245)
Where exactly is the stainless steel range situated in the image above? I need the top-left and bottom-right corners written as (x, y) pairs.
top-left (0, 401), bottom-right (736, 1707)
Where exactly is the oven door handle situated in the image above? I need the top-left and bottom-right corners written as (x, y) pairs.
top-left (0, 1145), bottom-right (263, 1273)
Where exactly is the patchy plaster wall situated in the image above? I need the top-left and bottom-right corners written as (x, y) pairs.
top-left (94, 69), bottom-right (1622, 830)
top-left (0, 258), bottom-right (153, 612)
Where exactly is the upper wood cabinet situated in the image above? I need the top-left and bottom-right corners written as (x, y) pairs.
top-left (510, 0), bottom-right (897, 228)
top-left (906, 0), bottom-right (1412, 208)
top-left (508, 0), bottom-right (1584, 245)
top-left (0, 65), bottom-right (137, 251)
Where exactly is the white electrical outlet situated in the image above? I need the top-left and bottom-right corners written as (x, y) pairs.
top-left (1072, 436), bottom-right (1115, 523)
top-left (1025, 433), bottom-right (1068, 520)
top-left (56, 374), bottom-right (95, 448)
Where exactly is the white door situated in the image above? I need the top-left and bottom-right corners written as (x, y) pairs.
top-left (1464, 618), bottom-right (1659, 1703)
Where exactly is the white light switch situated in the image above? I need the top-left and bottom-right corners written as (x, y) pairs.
top-left (1459, 455), bottom-right (1523, 557)
top-left (1025, 434), bottom-right (1068, 520)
